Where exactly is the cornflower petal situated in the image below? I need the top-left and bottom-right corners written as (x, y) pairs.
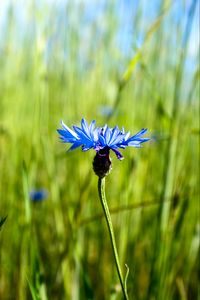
top-left (105, 127), bottom-right (111, 143)
top-left (108, 126), bottom-right (119, 145)
top-left (124, 131), bottom-right (130, 140)
top-left (121, 127), bottom-right (125, 134)
top-left (102, 124), bottom-right (108, 135)
top-left (89, 120), bottom-right (96, 135)
top-left (110, 132), bottom-right (126, 146)
top-left (73, 125), bottom-right (94, 146)
top-left (81, 118), bottom-right (91, 138)
top-left (98, 134), bottom-right (106, 147)
top-left (57, 129), bottom-right (77, 142)
top-left (93, 127), bottom-right (99, 141)
top-left (82, 145), bottom-right (93, 151)
top-left (123, 128), bottom-right (150, 146)
top-left (111, 147), bottom-right (124, 160)
top-left (126, 141), bottom-right (142, 147)
top-left (132, 128), bottom-right (148, 138)
top-left (61, 121), bottom-right (79, 139)
top-left (127, 139), bottom-right (150, 146)
top-left (69, 141), bottom-right (83, 151)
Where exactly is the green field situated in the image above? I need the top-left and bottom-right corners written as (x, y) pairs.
top-left (0, 1), bottom-right (199, 299)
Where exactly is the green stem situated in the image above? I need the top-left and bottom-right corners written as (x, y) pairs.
top-left (98, 177), bottom-right (129, 300)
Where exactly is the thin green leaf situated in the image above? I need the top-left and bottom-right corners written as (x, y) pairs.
top-left (0, 216), bottom-right (7, 230)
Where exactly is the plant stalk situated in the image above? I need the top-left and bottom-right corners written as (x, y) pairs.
top-left (98, 177), bottom-right (129, 300)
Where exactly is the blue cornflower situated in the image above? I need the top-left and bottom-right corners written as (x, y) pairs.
top-left (29, 189), bottom-right (48, 202)
top-left (57, 118), bottom-right (150, 161)
top-left (98, 105), bottom-right (114, 117)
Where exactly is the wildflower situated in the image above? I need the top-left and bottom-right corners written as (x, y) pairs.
top-left (58, 119), bottom-right (149, 158)
top-left (29, 189), bottom-right (48, 202)
top-left (57, 119), bottom-right (150, 177)
top-left (98, 105), bottom-right (114, 117)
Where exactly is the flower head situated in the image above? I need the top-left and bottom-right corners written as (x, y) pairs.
top-left (57, 118), bottom-right (150, 161)
top-left (29, 189), bottom-right (48, 202)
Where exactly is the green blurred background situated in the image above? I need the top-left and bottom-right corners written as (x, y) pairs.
top-left (0, 0), bottom-right (199, 299)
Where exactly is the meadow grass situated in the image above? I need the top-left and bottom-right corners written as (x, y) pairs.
top-left (0, 1), bottom-right (199, 299)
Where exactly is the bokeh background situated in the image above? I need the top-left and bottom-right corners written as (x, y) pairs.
top-left (0, 0), bottom-right (199, 299)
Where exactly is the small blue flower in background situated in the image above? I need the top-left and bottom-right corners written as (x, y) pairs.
top-left (98, 105), bottom-right (114, 117)
top-left (29, 189), bottom-right (48, 202)
top-left (57, 118), bottom-right (150, 160)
